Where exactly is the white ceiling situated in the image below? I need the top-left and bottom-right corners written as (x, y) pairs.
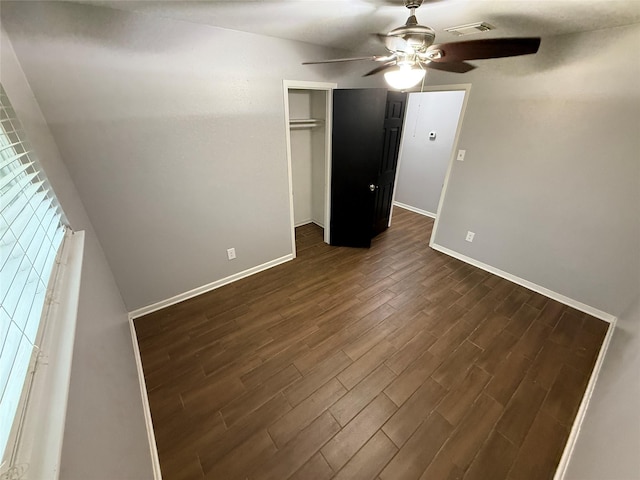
top-left (78, 0), bottom-right (640, 55)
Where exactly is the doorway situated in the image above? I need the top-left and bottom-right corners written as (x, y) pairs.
top-left (283, 80), bottom-right (336, 258)
top-left (392, 84), bottom-right (471, 222)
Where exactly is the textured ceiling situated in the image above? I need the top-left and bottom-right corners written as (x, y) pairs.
top-left (77, 0), bottom-right (640, 54)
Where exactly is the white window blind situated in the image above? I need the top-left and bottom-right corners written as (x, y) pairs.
top-left (0, 83), bottom-right (67, 463)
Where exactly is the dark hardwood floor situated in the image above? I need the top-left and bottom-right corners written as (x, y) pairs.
top-left (134, 207), bottom-right (608, 480)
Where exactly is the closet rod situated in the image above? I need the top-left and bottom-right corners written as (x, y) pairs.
top-left (289, 118), bottom-right (323, 129)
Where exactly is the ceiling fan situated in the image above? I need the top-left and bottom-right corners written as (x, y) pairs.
top-left (303, 0), bottom-right (541, 89)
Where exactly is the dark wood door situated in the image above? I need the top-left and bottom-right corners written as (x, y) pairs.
top-left (372, 91), bottom-right (407, 236)
top-left (330, 88), bottom-right (387, 247)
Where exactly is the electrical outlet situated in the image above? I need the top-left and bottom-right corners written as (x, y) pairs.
top-left (227, 248), bottom-right (236, 260)
top-left (465, 231), bottom-right (475, 242)
top-left (457, 149), bottom-right (466, 161)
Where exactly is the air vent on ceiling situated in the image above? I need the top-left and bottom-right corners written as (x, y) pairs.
top-left (444, 22), bottom-right (495, 36)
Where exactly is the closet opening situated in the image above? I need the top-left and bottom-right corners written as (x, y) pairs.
top-left (283, 80), bottom-right (336, 258)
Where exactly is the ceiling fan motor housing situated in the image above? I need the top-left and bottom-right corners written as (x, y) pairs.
top-left (301, 0), bottom-right (541, 79)
top-left (388, 17), bottom-right (436, 52)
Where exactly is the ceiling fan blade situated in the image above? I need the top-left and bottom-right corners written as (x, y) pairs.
top-left (302, 55), bottom-right (394, 65)
top-left (363, 61), bottom-right (397, 77)
top-left (374, 33), bottom-right (411, 53)
top-left (427, 37), bottom-right (541, 63)
top-left (422, 60), bottom-right (476, 73)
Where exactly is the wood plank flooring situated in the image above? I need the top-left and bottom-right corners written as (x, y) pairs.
top-left (134, 207), bottom-right (608, 480)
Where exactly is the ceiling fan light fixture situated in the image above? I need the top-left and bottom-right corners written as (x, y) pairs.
top-left (302, 0), bottom-right (540, 78)
top-left (384, 65), bottom-right (425, 90)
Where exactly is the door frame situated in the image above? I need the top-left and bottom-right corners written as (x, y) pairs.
top-left (425, 84), bottom-right (472, 246)
top-left (389, 83), bottom-right (472, 239)
top-left (283, 80), bottom-right (336, 257)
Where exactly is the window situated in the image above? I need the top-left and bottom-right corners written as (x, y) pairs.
top-left (0, 83), bottom-right (67, 466)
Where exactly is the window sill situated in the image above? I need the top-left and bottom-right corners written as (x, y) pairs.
top-left (2, 230), bottom-right (85, 479)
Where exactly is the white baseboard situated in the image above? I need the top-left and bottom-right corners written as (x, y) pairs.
top-left (129, 254), bottom-right (294, 319)
top-left (553, 316), bottom-right (617, 480)
top-left (393, 201), bottom-right (436, 219)
top-left (429, 242), bottom-right (616, 323)
top-left (294, 219), bottom-right (325, 228)
top-left (294, 218), bottom-right (312, 227)
top-left (128, 319), bottom-right (162, 480)
top-left (428, 241), bottom-right (619, 479)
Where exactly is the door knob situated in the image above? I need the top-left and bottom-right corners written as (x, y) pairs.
top-left (369, 184), bottom-right (377, 192)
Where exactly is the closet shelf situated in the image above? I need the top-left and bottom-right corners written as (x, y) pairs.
top-left (289, 118), bottom-right (324, 129)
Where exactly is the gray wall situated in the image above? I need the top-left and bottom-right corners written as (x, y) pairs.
top-left (395, 90), bottom-right (466, 216)
top-left (1, 1), bottom-right (378, 312)
top-left (421, 23), bottom-right (640, 476)
top-left (5, 0), bottom-right (638, 474)
top-left (0, 28), bottom-right (153, 480)
top-left (0, 1), bottom-right (379, 477)
top-left (427, 24), bottom-right (640, 318)
top-left (566, 296), bottom-right (640, 479)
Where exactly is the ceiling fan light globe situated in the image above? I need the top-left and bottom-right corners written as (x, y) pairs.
top-left (384, 66), bottom-right (425, 90)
